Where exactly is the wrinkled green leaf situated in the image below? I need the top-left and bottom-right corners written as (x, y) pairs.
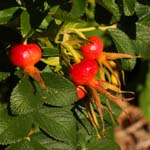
top-left (100, 94), bottom-right (122, 125)
top-left (139, 66), bottom-right (150, 121)
top-left (135, 22), bottom-right (150, 59)
top-left (123, 0), bottom-right (136, 16)
top-left (0, 7), bottom-right (19, 24)
top-left (86, 129), bottom-right (119, 150)
top-left (39, 73), bottom-right (77, 106)
top-left (49, 0), bottom-right (87, 21)
top-left (32, 132), bottom-right (75, 150)
top-left (21, 10), bottom-right (31, 38)
top-left (138, 13), bottom-right (150, 27)
top-left (76, 108), bottom-right (119, 150)
top-left (52, 8), bottom-right (80, 22)
top-left (136, 23), bottom-right (150, 43)
top-left (135, 2), bottom-right (150, 20)
top-left (0, 108), bottom-right (32, 145)
top-left (32, 107), bottom-right (77, 146)
top-left (70, 0), bottom-right (87, 17)
top-left (10, 75), bottom-right (44, 115)
top-left (6, 139), bottom-right (47, 150)
top-left (6, 131), bottom-right (75, 150)
top-left (134, 40), bottom-right (150, 60)
top-left (97, 0), bottom-right (121, 22)
top-left (108, 29), bottom-right (136, 70)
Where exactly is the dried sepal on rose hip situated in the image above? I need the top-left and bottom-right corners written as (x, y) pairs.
top-left (9, 42), bottom-right (47, 90)
top-left (80, 36), bottom-right (104, 60)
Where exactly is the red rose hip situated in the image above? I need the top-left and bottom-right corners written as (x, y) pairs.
top-left (80, 36), bottom-right (104, 60)
top-left (9, 43), bottom-right (46, 90)
top-left (9, 43), bottom-right (42, 68)
top-left (69, 59), bottom-right (99, 85)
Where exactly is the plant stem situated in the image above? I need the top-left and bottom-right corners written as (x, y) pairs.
top-left (62, 42), bottom-right (81, 63)
top-left (77, 24), bottom-right (117, 32)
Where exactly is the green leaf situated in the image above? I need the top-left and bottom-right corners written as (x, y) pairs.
top-left (138, 13), bottom-right (150, 27)
top-left (0, 7), bottom-right (19, 24)
top-left (76, 110), bottom-right (119, 150)
top-left (6, 138), bottom-right (47, 150)
top-left (39, 73), bottom-right (77, 106)
top-left (0, 72), bottom-right (10, 81)
top-left (97, 0), bottom-right (121, 22)
top-left (10, 75), bottom-right (44, 115)
top-left (86, 128), bottom-right (119, 150)
top-left (20, 10), bottom-right (31, 38)
top-left (42, 47), bottom-right (60, 57)
top-left (135, 23), bottom-right (150, 59)
top-left (108, 29), bottom-right (136, 70)
top-left (52, 8), bottom-right (81, 22)
top-left (136, 23), bottom-right (150, 43)
top-left (70, 0), bottom-right (87, 17)
top-left (100, 94), bottom-right (122, 125)
top-left (39, 15), bottom-right (53, 29)
top-left (50, 2), bottom-right (84, 22)
top-left (0, 108), bottom-right (32, 145)
top-left (32, 132), bottom-right (75, 150)
top-left (123, 0), bottom-right (136, 16)
top-left (6, 132), bottom-right (75, 150)
top-left (135, 2), bottom-right (150, 20)
top-left (134, 40), bottom-right (150, 60)
top-left (49, 1), bottom-right (87, 22)
top-left (32, 106), bottom-right (77, 146)
top-left (139, 67), bottom-right (150, 121)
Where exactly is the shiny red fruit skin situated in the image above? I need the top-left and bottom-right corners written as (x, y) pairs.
top-left (9, 43), bottom-right (42, 68)
top-left (80, 36), bottom-right (104, 59)
top-left (69, 59), bottom-right (98, 85)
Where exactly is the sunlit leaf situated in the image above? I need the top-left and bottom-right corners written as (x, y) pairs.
top-left (123, 0), bottom-right (136, 16)
top-left (0, 7), bottom-right (19, 24)
top-left (20, 10), bottom-right (31, 38)
top-left (108, 29), bottom-right (136, 70)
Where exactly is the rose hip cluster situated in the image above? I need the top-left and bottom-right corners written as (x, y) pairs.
top-left (71, 36), bottom-right (104, 100)
top-left (69, 36), bottom-right (132, 138)
top-left (9, 36), bottom-right (135, 139)
top-left (70, 36), bottom-right (105, 98)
